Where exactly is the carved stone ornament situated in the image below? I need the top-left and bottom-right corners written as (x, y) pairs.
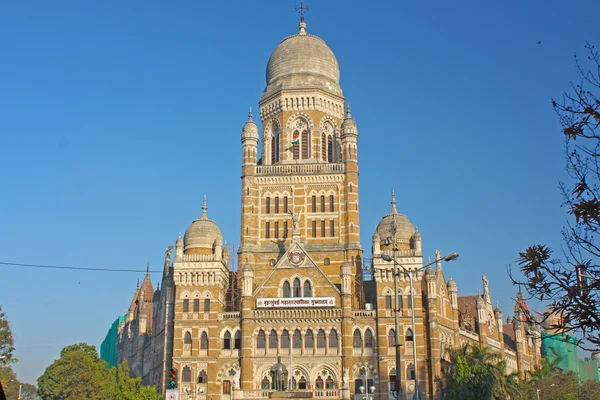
top-left (288, 250), bottom-right (306, 267)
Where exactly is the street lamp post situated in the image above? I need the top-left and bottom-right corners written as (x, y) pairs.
top-left (381, 252), bottom-right (459, 400)
top-left (536, 384), bottom-right (555, 400)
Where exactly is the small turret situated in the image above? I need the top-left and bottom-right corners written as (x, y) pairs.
top-left (241, 108), bottom-right (259, 166)
top-left (214, 234), bottom-right (223, 261)
top-left (447, 277), bottom-right (458, 308)
top-left (411, 230), bottom-right (422, 254)
top-left (372, 232), bottom-right (381, 256)
top-left (241, 260), bottom-right (254, 297)
top-left (426, 265), bottom-right (437, 299)
top-left (175, 233), bottom-right (184, 258)
top-left (341, 105), bottom-right (358, 163)
top-left (340, 259), bottom-right (352, 295)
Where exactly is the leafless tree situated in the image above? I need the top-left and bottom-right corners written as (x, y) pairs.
top-left (510, 43), bottom-right (600, 349)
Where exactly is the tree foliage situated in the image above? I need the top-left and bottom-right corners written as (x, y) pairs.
top-left (0, 305), bottom-right (17, 366)
top-left (442, 343), bottom-right (520, 400)
top-left (519, 367), bottom-right (600, 400)
top-left (510, 43), bottom-right (600, 348)
top-left (37, 343), bottom-right (162, 400)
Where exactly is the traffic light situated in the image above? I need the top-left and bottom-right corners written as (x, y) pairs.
top-left (169, 368), bottom-right (177, 389)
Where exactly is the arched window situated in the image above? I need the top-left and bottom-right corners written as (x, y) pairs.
top-left (325, 376), bottom-right (334, 389)
top-left (271, 124), bottom-right (280, 164)
top-left (293, 278), bottom-right (302, 297)
top-left (269, 330), bottom-right (278, 349)
top-left (303, 281), bottom-right (312, 297)
top-left (317, 329), bottom-right (326, 348)
top-left (182, 366), bottom-right (191, 382)
top-left (321, 133), bottom-right (327, 161)
top-left (281, 330), bottom-right (290, 349)
top-left (198, 369), bottom-right (208, 384)
top-left (316, 376), bottom-right (324, 389)
top-left (388, 369), bottom-right (397, 392)
top-left (407, 364), bottom-right (415, 380)
top-left (324, 258), bottom-right (330, 265)
top-left (200, 331), bottom-right (208, 349)
top-left (406, 328), bottom-right (414, 342)
top-left (388, 329), bottom-right (396, 347)
top-left (365, 329), bottom-right (374, 348)
top-left (234, 331), bottom-right (241, 349)
top-left (305, 329), bottom-right (314, 349)
top-left (183, 299), bottom-right (189, 312)
top-left (283, 281), bottom-right (291, 298)
top-left (293, 329), bottom-right (302, 348)
top-left (261, 377), bottom-right (270, 390)
top-left (353, 329), bottom-right (362, 348)
top-left (298, 376), bottom-right (307, 390)
top-left (257, 330), bottom-right (266, 349)
top-left (327, 135), bottom-right (333, 162)
top-left (301, 130), bottom-right (310, 159)
top-left (329, 329), bottom-right (338, 348)
top-left (223, 331), bottom-right (231, 349)
top-left (184, 332), bottom-right (192, 345)
top-left (292, 130), bottom-right (300, 159)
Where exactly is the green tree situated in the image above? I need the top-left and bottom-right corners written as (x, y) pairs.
top-left (37, 343), bottom-right (162, 400)
top-left (20, 383), bottom-right (40, 400)
top-left (37, 343), bottom-right (113, 400)
top-left (109, 360), bottom-right (161, 400)
top-left (442, 344), bottom-right (521, 400)
top-left (0, 366), bottom-right (19, 400)
top-left (0, 305), bottom-right (17, 366)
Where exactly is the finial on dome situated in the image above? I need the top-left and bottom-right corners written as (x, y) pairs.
top-left (391, 189), bottom-right (398, 214)
top-left (295, 2), bottom-right (309, 34)
top-left (146, 262), bottom-right (149, 274)
top-left (136, 279), bottom-right (139, 288)
top-left (201, 195), bottom-right (208, 220)
top-left (248, 107), bottom-right (253, 121)
top-left (345, 104), bottom-right (352, 118)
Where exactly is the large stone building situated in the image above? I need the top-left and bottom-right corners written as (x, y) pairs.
top-left (114, 15), bottom-right (541, 400)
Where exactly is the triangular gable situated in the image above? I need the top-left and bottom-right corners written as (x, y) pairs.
top-left (253, 241), bottom-right (341, 297)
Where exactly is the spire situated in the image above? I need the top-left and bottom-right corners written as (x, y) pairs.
top-left (146, 262), bottom-right (150, 274)
top-left (345, 104), bottom-right (352, 118)
top-left (296, 2), bottom-right (309, 34)
top-left (201, 195), bottom-right (208, 220)
top-left (248, 107), bottom-right (253, 122)
top-left (136, 279), bottom-right (139, 288)
top-left (391, 189), bottom-right (398, 214)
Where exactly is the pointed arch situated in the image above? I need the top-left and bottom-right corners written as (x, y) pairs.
top-left (283, 281), bottom-right (291, 298)
top-left (269, 329), bottom-right (278, 349)
top-left (200, 331), bottom-right (208, 349)
top-left (364, 328), bottom-right (374, 348)
top-left (256, 330), bottom-right (266, 349)
top-left (234, 330), bottom-right (241, 349)
top-left (223, 331), bottom-right (232, 349)
top-left (388, 329), bottom-right (396, 347)
top-left (317, 329), bottom-right (326, 348)
top-left (303, 280), bottom-right (312, 297)
top-left (281, 329), bottom-right (290, 349)
top-left (305, 329), bottom-right (314, 349)
top-left (293, 278), bottom-right (302, 297)
top-left (329, 329), bottom-right (339, 349)
top-left (353, 329), bottom-right (362, 348)
top-left (301, 129), bottom-right (310, 159)
top-left (293, 329), bottom-right (302, 348)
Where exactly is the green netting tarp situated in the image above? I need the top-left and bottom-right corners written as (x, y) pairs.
top-left (542, 332), bottom-right (599, 382)
top-left (100, 315), bottom-right (125, 368)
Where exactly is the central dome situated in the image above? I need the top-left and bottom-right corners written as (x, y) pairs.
top-left (264, 22), bottom-right (342, 97)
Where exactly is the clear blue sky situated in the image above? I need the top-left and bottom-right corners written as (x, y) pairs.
top-left (1, 0), bottom-right (598, 384)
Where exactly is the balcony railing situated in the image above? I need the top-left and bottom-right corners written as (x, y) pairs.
top-left (256, 163), bottom-right (344, 175)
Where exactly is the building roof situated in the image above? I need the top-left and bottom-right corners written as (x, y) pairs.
top-left (184, 197), bottom-right (223, 253)
top-left (375, 191), bottom-right (415, 244)
top-left (264, 21), bottom-right (342, 97)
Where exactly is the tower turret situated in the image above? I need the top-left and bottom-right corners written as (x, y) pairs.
top-left (447, 277), bottom-right (458, 308)
top-left (241, 260), bottom-right (254, 297)
top-left (241, 108), bottom-right (259, 166)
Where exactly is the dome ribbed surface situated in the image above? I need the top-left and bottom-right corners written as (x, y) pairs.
top-left (183, 199), bottom-right (223, 252)
top-left (265, 30), bottom-right (341, 96)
